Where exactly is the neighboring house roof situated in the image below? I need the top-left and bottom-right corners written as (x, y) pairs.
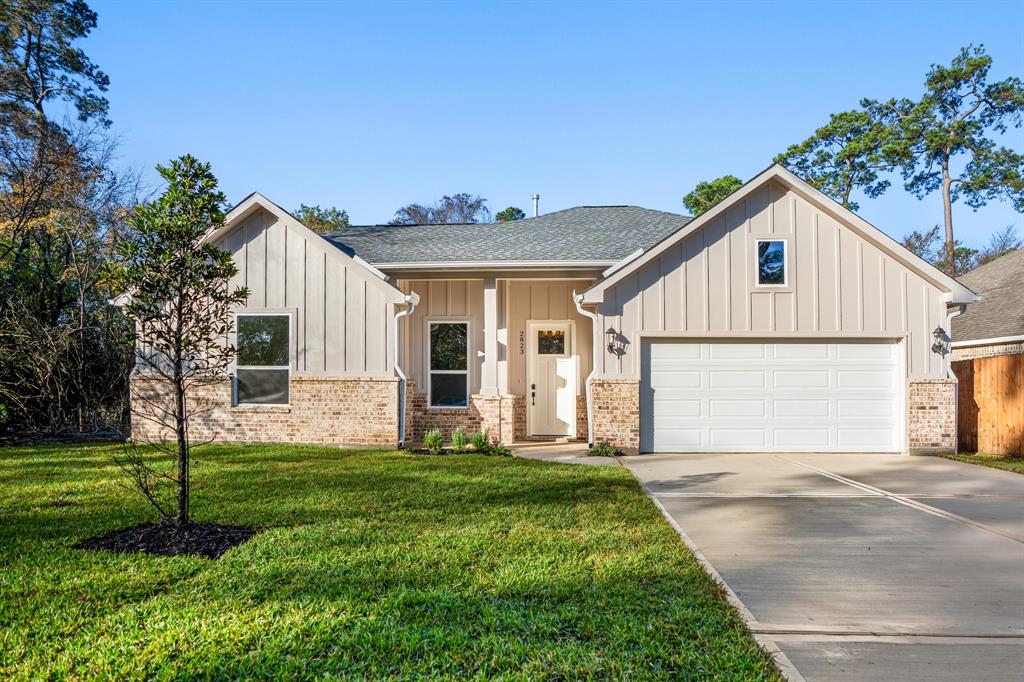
top-left (580, 164), bottom-right (978, 306)
top-left (952, 248), bottom-right (1024, 343)
top-left (321, 206), bottom-right (691, 267)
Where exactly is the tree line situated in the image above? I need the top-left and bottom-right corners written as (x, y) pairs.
top-left (684, 44), bottom-right (1024, 276)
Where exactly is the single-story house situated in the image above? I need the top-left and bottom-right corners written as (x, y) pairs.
top-left (130, 164), bottom-right (977, 454)
top-left (951, 248), bottom-right (1024, 455)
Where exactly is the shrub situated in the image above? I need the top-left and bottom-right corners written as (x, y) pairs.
top-left (470, 430), bottom-right (489, 452)
top-left (423, 429), bottom-right (444, 454)
top-left (451, 427), bottom-right (468, 453)
top-left (587, 440), bottom-right (622, 457)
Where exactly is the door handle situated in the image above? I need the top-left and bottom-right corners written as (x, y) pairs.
top-left (531, 391), bottom-right (536, 406)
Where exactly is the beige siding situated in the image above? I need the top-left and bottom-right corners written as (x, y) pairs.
top-left (507, 281), bottom-right (594, 397)
top-left (217, 207), bottom-right (397, 376)
top-left (598, 180), bottom-right (948, 379)
top-left (399, 279), bottom-right (486, 395)
top-left (398, 279), bottom-right (594, 398)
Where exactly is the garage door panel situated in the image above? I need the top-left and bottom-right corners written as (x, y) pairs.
top-left (710, 370), bottom-right (766, 389)
top-left (774, 399), bottom-right (830, 418)
top-left (774, 428), bottom-right (830, 448)
top-left (774, 370), bottom-right (830, 389)
top-left (708, 399), bottom-right (765, 418)
top-left (641, 340), bottom-right (902, 453)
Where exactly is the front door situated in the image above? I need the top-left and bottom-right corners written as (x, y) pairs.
top-left (528, 321), bottom-right (576, 437)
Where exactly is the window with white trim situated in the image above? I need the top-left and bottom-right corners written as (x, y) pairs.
top-left (429, 321), bottom-right (468, 408)
top-left (235, 313), bottom-right (291, 405)
top-left (756, 239), bottom-right (787, 286)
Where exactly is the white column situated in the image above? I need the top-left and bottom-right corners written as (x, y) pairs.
top-left (481, 277), bottom-right (499, 395)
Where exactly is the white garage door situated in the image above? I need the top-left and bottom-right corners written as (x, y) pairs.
top-left (640, 340), bottom-right (903, 453)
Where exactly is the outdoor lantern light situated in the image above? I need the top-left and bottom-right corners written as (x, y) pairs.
top-left (931, 326), bottom-right (951, 356)
top-left (606, 326), bottom-right (618, 354)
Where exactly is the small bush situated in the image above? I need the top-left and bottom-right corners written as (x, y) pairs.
top-left (423, 429), bottom-right (444, 454)
top-left (587, 440), bottom-right (622, 457)
top-left (489, 445), bottom-right (513, 457)
top-left (470, 430), bottom-right (489, 451)
top-left (451, 427), bottom-right (468, 453)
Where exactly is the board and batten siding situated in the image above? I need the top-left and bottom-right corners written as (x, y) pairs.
top-left (398, 279), bottom-right (486, 395)
top-left (598, 180), bottom-right (947, 379)
top-left (217, 207), bottom-right (398, 376)
top-left (397, 279), bottom-right (595, 398)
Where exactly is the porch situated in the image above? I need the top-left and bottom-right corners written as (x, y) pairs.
top-left (395, 277), bottom-right (596, 444)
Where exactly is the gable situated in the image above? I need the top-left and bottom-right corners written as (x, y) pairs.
top-left (214, 200), bottom-right (406, 375)
top-left (583, 165), bottom-right (975, 305)
top-left (592, 177), bottom-right (961, 379)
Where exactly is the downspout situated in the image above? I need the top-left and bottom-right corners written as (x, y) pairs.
top-left (393, 292), bottom-right (419, 448)
top-left (945, 303), bottom-right (967, 454)
top-left (573, 291), bottom-right (598, 447)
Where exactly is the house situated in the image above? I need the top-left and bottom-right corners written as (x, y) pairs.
top-left (951, 248), bottom-right (1024, 455)
top-left (130, 164), bottom-right (977, 454)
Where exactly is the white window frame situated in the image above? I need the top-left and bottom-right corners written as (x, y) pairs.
top-left (754, 239), bottom-right (788, 288)
top-left (427, 319), bottom-right (470, 410)
top-left (234, 312), bottom-right (292, 407)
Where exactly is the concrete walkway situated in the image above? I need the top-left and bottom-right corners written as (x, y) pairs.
top-left (510, 441), bottom-right (619, 466)
top-left (621, 453), bottom-right (1024, 682)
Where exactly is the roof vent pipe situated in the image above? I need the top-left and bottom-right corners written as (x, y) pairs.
top-left (531, 194), bottom-right (540, 217)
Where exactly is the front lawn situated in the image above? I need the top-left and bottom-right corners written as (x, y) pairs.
top-left (943, 452), bottom-right (1024, 475)
top-left (0, 443), bottom-right (780, 680)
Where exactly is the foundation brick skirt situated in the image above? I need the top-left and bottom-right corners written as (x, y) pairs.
top-left (590, 378), bottom-right (640, 453)
top-left (131, 374), bottom-right (401, 447)
top-left (405, 381), bottom-right (526, 445)
top-left (906, 379), bottom-right (957, 455)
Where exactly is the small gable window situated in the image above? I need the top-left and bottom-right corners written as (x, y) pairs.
top-left (756, 240), bottom-right (787, 286)
top-left (235, 314), bottom-right (291, 405)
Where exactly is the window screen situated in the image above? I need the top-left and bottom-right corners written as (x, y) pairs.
top-left (235, 314), bottom-right (290, 405)
top-left (429, 322), bottom-right (468, 407)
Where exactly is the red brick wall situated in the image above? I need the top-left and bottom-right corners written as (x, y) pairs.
top-left (907, 379), bottom-right (956, 455)
top-left (131, 374), bottom-right (400, 447)
top-left (591, 378), bottom-right (640, 452)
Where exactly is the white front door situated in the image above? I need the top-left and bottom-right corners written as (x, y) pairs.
top-left (528, 321), bottom-right (577, 437)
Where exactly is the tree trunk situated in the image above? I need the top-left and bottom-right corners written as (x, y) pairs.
top-left (174, 373), bottom-right (188, 527)
top-left (942, 156), bottom-right (955, 275)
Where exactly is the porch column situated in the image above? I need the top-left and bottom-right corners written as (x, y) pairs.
top-left (481, 277), bottom-right (499, 395)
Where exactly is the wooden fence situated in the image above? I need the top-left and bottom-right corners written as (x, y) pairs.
top-left (954, 353), bottom-right (1024, 455)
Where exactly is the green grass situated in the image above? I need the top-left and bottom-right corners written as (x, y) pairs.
top-left (943, 452), bottom-right (1024, 474)
top-left (0, 443), bottom-right (779, 680)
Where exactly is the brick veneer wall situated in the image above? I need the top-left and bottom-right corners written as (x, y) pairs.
top-left (906, 379), bottom-right (956, 455)
top-left (405, 381), bottom-right (525, 445)
top-left (131, 374), bottom-right (400, 446)
top-left (591, 378), bottom-right (640, 453)
top-left (951, 341), bottom-right (1024, 361)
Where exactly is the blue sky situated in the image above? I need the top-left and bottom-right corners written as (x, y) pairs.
top-left (88, 0), bottom-right (1023, 247)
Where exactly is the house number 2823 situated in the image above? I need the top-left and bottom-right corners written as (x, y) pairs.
top-left (519, 331), bottom-right (525, 355)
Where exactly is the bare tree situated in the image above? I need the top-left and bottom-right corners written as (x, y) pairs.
top-left (111, 156), bottom-right (247, 526)
top-left (389, 193), bottom-right (490, 224)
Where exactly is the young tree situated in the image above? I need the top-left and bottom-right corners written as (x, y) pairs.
top-left (683, 175), bottom-right (742, 216)
top-left (293, 204), bottom-right (348, 234)
top-left (112, 156), bottom-right (247, 527)
top-left (389, 193), bottom-right (490, 224)
top-left (869, 45), bottom-right (1024, 274)
top-left (774, 109), bottom-right (891, 210)
top-left (495, 206), bottom-right (526, 222)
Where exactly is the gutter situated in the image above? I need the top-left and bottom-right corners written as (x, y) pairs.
top-left (371, 260), bottom-right (617, 271)
top-left (392, 291), bottom-right (420, 447)
top-left (951, 333), bottom-right (1024, 348)
top-left (945, 303), bottom-right (967, 455)
top-left (573, 290), bottom-right (598, 447)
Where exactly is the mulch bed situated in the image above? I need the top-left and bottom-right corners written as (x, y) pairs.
top-left (75, 522), bottom-right (258, 559)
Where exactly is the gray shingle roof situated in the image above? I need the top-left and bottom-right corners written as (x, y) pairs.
top-left (952, 248), bottom-right (1024, 342)
top-left (323, 206), bottom-right (691, 265)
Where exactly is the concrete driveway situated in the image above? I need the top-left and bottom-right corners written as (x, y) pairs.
top-left (621, 453), bottom-right (1024, 682)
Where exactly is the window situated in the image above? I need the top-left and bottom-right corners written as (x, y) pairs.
top-left (429, 321), bottom-right (468, 408)
top-left (235, 314), bottom-right (290, 405)
top-left (757, 240), bottom-right (787, 286)
top-left (537, 329), bottom-right (565, 355)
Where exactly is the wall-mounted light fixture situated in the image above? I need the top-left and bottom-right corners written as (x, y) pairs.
top-left (605, 326), bottom-right (618, 354)
top-left (931, 326), bottom-right (951, 357)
